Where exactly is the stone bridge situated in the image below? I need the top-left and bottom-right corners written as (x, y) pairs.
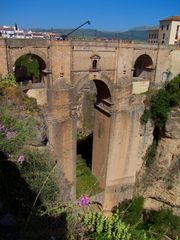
top-left (0, 38), bottom-right (180, 211)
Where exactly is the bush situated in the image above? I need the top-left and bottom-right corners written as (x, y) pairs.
top-left (19, 149), bottom-right (59, 205)
top-left (143, 140), bottom-right (158, 166)
top-left (141, 108), bottom-right (151, 124)
top-left (141, 75), bottom-right (180, 129)
top-left (150, 89), bottom-right (171, 129)
top-left (83, 207), bottom-right (131, 240)
top-left (147, 208), bottom-right (180, 238)
top-left (165, 75), bottom-right (180, 106)
top-left (0, 74), bottom-right (16, 94)
top-left (115, 196), bottom-right (144, 225)
top-left (0, 107), bottom-right (35, 155)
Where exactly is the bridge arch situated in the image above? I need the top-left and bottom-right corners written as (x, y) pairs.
top-left (133, 54), bottom-right (154, 80)
top-left (75, 74), bottom-right (113, 97)
top-left (14, 53), bottom-right (46, 84)
top-left (76, 77), bottom-right (113, 190)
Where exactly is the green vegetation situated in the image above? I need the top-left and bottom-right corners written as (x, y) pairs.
top-left (114, 197), bottom-right (180, 240)
top-left (1, 75), bottom-right (180, 239)
top-left (0, 75), bottom-right (39, 113)
top-left (0, 74), bottom-right (16, 92)
top-left (141, 75), bottom-right (180, 166)
top-left (76, 155), bottom-right (102, 198)
top-left (16, 54), bottom-right (40, 80)
top-left (20, 149), bottom-right (59, 205)
top-left (143, 140), bottom-right (158, 166)
top-left (141, 75), bottom-right (180, 129)
top-left (115, 196), bottom-right (144, 225)
top-left (0, 107), bottom-right (35, 154)
top-left (0, 76), bottom-right (59, 239)
top-left (83, 207), bottom-right (131, 240)
top-left (34, 27), bottom-right (149, 41)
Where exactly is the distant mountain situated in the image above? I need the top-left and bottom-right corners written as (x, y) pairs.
top-left (32, 26), bottom-right (152, 41)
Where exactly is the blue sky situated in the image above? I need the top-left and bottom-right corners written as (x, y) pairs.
top-left (1, 0), bottom-right (180, 31)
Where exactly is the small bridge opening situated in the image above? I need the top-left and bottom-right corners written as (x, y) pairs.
top-left (14, 54), bottom-right (46, 85)
top-left (133, 54), bottom-right (154, 80)
top-left (76, 79), bottom-right (112, 197)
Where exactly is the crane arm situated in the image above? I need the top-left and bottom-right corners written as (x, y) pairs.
top-left (60, 20), bottom-right (91, 40)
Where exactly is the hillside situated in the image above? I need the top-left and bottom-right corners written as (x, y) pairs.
top-left (32, 26), bottom-right (151, 41)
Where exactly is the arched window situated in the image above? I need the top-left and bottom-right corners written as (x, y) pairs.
top-left (92, 60), bottom-right (97, 70)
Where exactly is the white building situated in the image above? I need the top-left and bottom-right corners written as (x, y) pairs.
top-left (148, 16), bottom-right (180, 45)
top-left (0, 25), bottom-right (16, 38)
top-left (148, 28), bottom-right (159, 44)
top-left (159, 16), bottom-right (180, 45)
top-left (0, 25), bottom-right (26, 39)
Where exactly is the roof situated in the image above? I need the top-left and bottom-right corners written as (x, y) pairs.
top-left (149, 28), bottom-right (159, 31)
top-left (160, 16), bottom-right (180, 22)
top-left (0, 27), bottom-right (15, 31)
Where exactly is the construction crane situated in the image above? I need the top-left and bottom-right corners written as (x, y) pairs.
top-left (59, 20), bottom-right (91, 40)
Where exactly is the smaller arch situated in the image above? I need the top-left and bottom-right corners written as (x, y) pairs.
top-left (75, 74), bottom-right (113, 98)
top-left (93, 79), bottom-right (111, 103)
top-left (14, 53), bottom-right (46, 84)
top-left (133, 54), bottom-right (154, 80)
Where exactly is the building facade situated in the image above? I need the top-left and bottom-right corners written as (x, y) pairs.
top-left (148, 28), bottom-right (159, 44)
top-left (148, 16), bottom-right (180, 45)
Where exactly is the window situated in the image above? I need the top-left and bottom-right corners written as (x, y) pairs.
top-left (167, 24), bottom-right (169, 31)
top-left (161, 25), bottom-right (164, 30)
top-left (163, 33), bottom-right (165, 39)
top-left (92, 60), bottom-right (97, 70)
top-left (175, 25), bottom-right (179, 39)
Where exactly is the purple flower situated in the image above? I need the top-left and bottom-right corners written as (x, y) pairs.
top-left (6, 131), bottom-right (16, 139)
top-left (0, 124), bottom-right (5, 132)
top-left (79, 195), bottom-right (89, 207)
top-left (17, 155), bottom-right (25, 164)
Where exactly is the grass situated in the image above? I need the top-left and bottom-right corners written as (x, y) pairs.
top-left (76, 155), bottom-right (102, 198)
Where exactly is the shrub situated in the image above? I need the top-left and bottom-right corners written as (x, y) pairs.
top-left (0, 74), bottom-right (16, 94)
top-left (115, 196), bottom-right (144, 225)
top-left (165, 75), bottom-right (180, 106)
top-left (147, 208), bottom-right (180, 238)
top-left (19, 149), bottom-right (59, 205)
top-left (0, 107), bottom-right (35, 155)
top-left (150, 89), bottom-right (171, 129)
top-left (143, 140), bottom-right (158, 166)
top-left (83, 207), bottom-right (131, 240)
top-left (141, 75), bottom-right (180, 129)
top-left (141, 108), bottom-right (151, 124)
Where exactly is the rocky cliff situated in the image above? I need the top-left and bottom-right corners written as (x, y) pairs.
top-left (135, 107), bottom-right (180, 215)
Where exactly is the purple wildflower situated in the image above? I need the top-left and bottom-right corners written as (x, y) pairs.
top-left (79, 195), bottom-right (89, 207)
top-left (6, 131), bottom-right (16, 139)
top-left (0, 124), bottom-right (5, 132)
top-left (17, 155), bottom-right (25, 164)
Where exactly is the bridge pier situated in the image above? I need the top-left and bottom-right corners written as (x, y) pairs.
top-left (47, 83), bottom-right (76, 201)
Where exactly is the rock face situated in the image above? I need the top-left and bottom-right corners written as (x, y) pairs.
top-left (135, 107), bottom-right (180, 214)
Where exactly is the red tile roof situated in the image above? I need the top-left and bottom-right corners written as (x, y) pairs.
top-left (160, 16), bottom-right (180, 22)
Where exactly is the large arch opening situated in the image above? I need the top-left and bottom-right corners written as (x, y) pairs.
top-left (133, 54), bottom-right (154, 80)
top-left (76, 79), bottom-right (112, 198)
top-left (14, 54), bottom-right (46, 84)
